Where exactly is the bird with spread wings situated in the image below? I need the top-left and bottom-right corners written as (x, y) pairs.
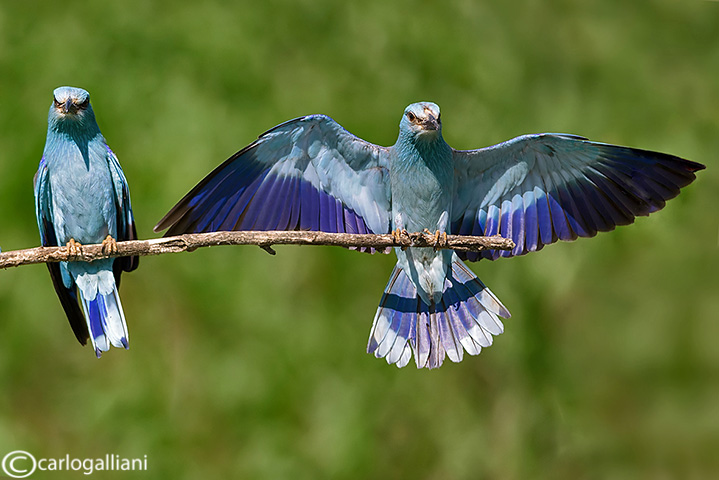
top-left (155, 102), bottom-right (703, 369)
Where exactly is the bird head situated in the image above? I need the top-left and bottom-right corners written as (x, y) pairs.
top-left (400, 102), bottom-right (442, 140)
top-left (49, 86), bottom-right (96, 129)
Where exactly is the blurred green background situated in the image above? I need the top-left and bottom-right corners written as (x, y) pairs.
top-left (0, 1), bottom-right (717, 478)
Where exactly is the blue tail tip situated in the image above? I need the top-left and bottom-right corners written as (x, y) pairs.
top-left (121, 337), bottom-right (129, 349)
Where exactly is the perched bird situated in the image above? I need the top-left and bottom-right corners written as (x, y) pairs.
top-left (155, 102), bottom-right (704, 369)
top-left (34, 86), bottom-right (139, 357)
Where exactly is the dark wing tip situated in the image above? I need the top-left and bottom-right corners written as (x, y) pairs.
top-left (596, 144), bottom-right (705, 187)
top-left (153, 211), bottom-right (175, 233)
top-left (683, 158), bottom-right (706, 172)
top-left (122, 221), bottom-right (140, 272)
top-left (153, 141), bottom-right (260, 234)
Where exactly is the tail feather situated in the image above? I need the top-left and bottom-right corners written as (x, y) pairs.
top-left (416, 310), bottom-right (434, 369)
top-left (368, 257), bottom-right (510, 369)
top-left (367, 267), bottom-right (418, 368)
top-left (438, 296), bottom-right (464, 364)
top-left (79, 282), bottom-right (128, 358)
top-left (452, 304), bottom-right (484, 355)
top-left (100, 287), bottom-right (129, 349)
top-left (386, 311), bottom-right (413, 365)
top-left (84, 298), bottom-right (110, 354)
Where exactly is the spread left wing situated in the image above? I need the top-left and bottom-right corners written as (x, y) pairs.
top-left (452, 134), bottom-right (705, 261)
top-left (154, 115), bottom-right (393, 251)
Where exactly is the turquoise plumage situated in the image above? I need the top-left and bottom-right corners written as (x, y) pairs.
top-left (35, 86), bottom-right (139, 357)
top-left (155, 102), bottom-right (703, 369)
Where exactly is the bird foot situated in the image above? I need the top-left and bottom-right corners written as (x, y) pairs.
top-left (424, 229), bottom-right (448, 250)
top-left (391, 228), bottom-right (410, 250)
top-left (101, 235), bottom-right (118, 256)
top-left (66, 238), bottom-right (83, 259)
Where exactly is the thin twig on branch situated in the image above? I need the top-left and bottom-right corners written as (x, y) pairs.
top-left (0, 231), bottom-right (515, 270)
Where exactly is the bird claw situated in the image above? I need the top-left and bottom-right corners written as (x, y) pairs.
top-left (101, 235), bottom-right (118, 256)
top-left (66, 238), bottom-right (83, 259)
top-left (391, 228), bottom-right (410, 250)
top-left (424, 229), bottom-right (448, 250)
top-left (438, 231), bottom-right (448, 248)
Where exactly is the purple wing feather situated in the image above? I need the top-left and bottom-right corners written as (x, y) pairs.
top-left (155, 115), bottom-right (392, 254)
top-left (452, 134), bottom-right (704, 261)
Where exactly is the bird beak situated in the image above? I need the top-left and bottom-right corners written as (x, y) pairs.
top-left (62, 98), bottom-right (73, 114)
top-left (423, 114), bottom-right (440, 131)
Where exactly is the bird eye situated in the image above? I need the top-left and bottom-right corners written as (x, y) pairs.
top-left (406, 112), bottom-right (416, 122)
top-left (78, 98), bottom-right (89, 109)
top-left (53, 98), bottom-right (62, 107)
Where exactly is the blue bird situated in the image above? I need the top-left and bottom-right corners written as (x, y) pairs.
top-left (35, 86), bottom-right (138, 357)
top-left (154, 102), bottom-right (704, 369)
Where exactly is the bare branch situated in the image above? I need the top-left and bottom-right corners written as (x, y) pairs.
top-left (0, 231), bottom-right (515, 270)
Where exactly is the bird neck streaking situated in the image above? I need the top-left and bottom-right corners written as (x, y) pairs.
top-left (394, 128), bottom-right (450, 169)
top-left (45, 113), bottom-right (104, 170)
top-left (48, 112), bottom-right (101, 138)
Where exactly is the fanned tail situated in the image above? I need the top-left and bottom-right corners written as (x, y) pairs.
top-left (367, 258), bottom-right (510, 369)
top-left (79, 281), bottom-right (129, 358)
